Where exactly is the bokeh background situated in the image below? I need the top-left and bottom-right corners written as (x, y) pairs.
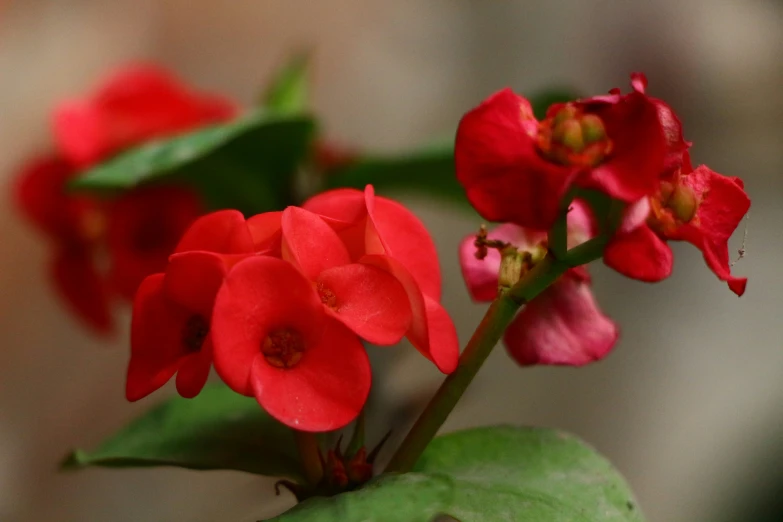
top-left (1, 1), bottom-right (782, 521)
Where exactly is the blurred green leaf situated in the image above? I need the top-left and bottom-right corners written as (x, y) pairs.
top-left (70, 111), bottom-right (316, 215)
top-left (266, 425), bottom-right (644, 522)
top-left (325, 138), bottom-right (464, 205)
top-left (325, 87), bottom-right (579, 207)
top-left (262, 53), bottom-right (311, 115)
top-left (62, 383), bottom-right (303, 481)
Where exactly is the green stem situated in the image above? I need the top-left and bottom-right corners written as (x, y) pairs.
top-left (384, 255), bottom-right (567, 474)
top-left (294, 430), bottom-right (324, 485)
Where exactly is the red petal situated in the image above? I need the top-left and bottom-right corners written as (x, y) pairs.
top-left (175, 339), bottom-right (213, 399)
top-left (52, 100), bottom-right (107, 169)
top-left (211, 256), bottom-right (326, 396)
top-left (667, 166), bottom-right (750, 295)
top-left (281, 207), bottom-right (350, 280)
top-left (302, 188), bottom-right (367, 227)
top-left (107, 186), bottom-right (202, 300)
top-left (317, 263), bottom-right (412, 345)
top-left (175, 209), bottom-right (253, 254)
top-left (673, 224), bottom-right (748, 296)
top-left (164, 251), bottom-right (231, 316)
top-left (127, 274), bottom-right (189, 401)
top-left (504, 273), bottom-right (618, 366)
top-left (455, 88), bottom-right (577, 230)
top-left (50, 245), bottom-right (113, 335)
top-left (12, 155), bottom-right (86, 241)
top-left (578, 91), bottom-right (666, 202)
top-left (604, 225), bottom-right (673, 282)
top-left (246, 211), bottom-right (282, 255)
top-left (360, 255), bottom-right (458, 373)
top-left (364, 186), bottom-right (442, 299)
top-left (250, 319), bottom-right (370, 432)
top-left (680, 165), bottom-right (750, 243)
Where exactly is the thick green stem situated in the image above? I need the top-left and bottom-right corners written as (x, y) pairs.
top-left (294, 430), bottom-right (324, 485)
top-left (384, 255), bottom-right (567, 474)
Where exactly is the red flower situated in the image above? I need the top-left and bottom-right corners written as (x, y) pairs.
top-left (54, 63), bottom-right (236, 169)
top-left (459, 201), bottom-right (618, 366)
top-left (280, 206), bottom-right (412, 345)
top-left (211, 256), bottom-right (371, 431)
top-left (303, 186), bottom-right (459, 373)
top-left (106, 185), bottom-right (203, 300)
top-left (127, 210), bottom-right (253, 400)
top-left (605, 154), bottom-right (751, 296)
top-left (13, 63), bottom-right (237, 334)
top-left (455, 75), bottom-right (666, 230)
top-left (13, 156), bottom-right (112, 332)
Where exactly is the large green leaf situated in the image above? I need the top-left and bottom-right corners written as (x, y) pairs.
top-left (62, 383), bottom-right (303, 481)
top-left (70, 111), bottom-right (316, 215)
top-left (325, 88), bottom-right (579, 207)
top-left (267, 426), bottom-right (643, 522)
top-left (262, 53), bottom-right (310, 115)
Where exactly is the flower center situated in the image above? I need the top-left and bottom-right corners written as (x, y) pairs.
top-left (648, 179), bottom-right (699, 234)
top-left (182, 314), bottom-right (209, 353)
top-left (316, 282), bottom-right (338, 310)
top-left (262, 329), bottom-right (305, 369)
top-left (537, 104), bottom-right (613, 167)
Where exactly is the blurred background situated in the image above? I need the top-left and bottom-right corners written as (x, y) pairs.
top-left (1, 1), bottom-right (782, 521)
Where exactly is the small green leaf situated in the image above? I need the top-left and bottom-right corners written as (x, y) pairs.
top-left (62, 383), bottom-right (302, 481)
top-left (262, 53), bottom-right (311, 115)
top-left (70, 111), bottom-right (316, 215)
top-left (266, 425), bottom-right (643, 522)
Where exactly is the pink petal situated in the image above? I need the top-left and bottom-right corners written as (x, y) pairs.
top-left (504, 274), bottom-right (618, 366)
top-left (316, 263), bottom-right (412, 345)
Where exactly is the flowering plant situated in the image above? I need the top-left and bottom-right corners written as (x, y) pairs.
top-left (15, 57), bottom-right (749, 521)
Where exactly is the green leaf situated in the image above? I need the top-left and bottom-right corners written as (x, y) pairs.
top-left (62, 383), bottom-right (303, 481)
top-left (267, 426), bottom-right (643, 522)
top-left (262, 53), bottom-right (311, 115)
top-left (70, 111), bottom-right (316, 215)
top-left (325, 138), bottom-right (466, 206)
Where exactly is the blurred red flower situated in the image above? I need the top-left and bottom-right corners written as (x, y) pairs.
top-left (13, 63), bottom-right (237, 334)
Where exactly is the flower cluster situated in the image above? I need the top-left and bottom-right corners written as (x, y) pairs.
top-left (13, 64), bottom-right (235, 333)
top-left (128, 186), bottom-right (459, 432)
top-left (456, 73), bottom-right (750, 366)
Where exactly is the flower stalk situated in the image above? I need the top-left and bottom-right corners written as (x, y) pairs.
top-left (384, 254), bottom-right (568, 474)
top-left (294, 430), bottom-right (324, 485)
